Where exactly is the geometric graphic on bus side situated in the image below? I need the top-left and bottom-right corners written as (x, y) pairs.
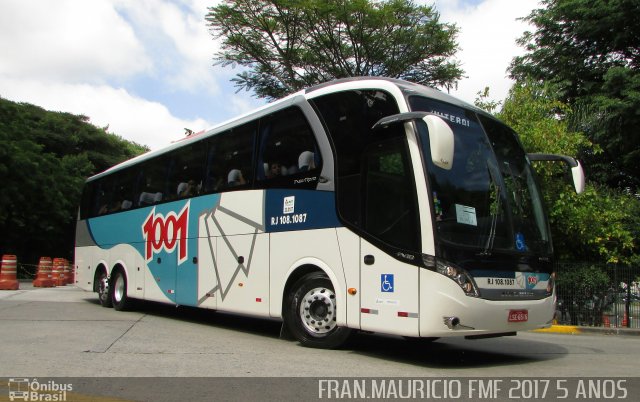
top-left (197, 202), bottom-right (264, 304)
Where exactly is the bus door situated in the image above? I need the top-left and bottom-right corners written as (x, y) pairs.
top-left (359, 239), bottom-right (420, 337)
top-left (357, 135), bottom-right (421, 337)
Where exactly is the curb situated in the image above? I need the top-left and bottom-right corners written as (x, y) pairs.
top-left (533, 325), bottom-right (582, 335)
top-left (532, 325), bottom-right (640, 336)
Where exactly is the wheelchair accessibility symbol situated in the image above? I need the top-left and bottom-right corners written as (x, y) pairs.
top-left (381, 274), bottom-right (394, 293)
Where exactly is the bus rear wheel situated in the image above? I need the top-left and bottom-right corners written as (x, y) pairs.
top-left (285, 272), bottom-right (351, 349)
top-left (97, 270), bottom-right (112, 308)
top-left (110, 270), bottom-right (132, 311)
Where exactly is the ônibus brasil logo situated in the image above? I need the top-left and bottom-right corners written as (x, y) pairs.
top-left (142, 202), bottom-right (189, 265)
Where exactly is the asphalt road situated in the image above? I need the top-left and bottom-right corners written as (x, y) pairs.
top-left (1, 283), bottom-right (638, 401)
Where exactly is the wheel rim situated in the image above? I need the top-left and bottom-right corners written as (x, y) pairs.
top-left (299, 286), bottom-right (337, 335)
top-left (99, 274), bottom-right (109, 302)
top-left (114, 274), bottom-right (125, 303)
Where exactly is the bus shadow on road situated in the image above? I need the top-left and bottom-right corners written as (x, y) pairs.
top-left (119, 299), bottom-right (285, 339)
top-left (86, 297), bottom-right (567, 369)
top-left (345, 331), bottom-right (568, 369)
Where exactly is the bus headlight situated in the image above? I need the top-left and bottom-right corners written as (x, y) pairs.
top-left (435, 259), bottom-right (480, 298)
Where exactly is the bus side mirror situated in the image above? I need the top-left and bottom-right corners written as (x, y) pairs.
top-left (527, 153), bottom-right (585, 193)
top-left (372, 112), bottom-right (454, 170)
top-left (570, 160), bottom-right (585, 194)
top-left (422, 115), bottom-right (454, 170)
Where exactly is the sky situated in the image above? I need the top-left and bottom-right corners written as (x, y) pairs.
top-left (0, 0), bottom-right (540, 150)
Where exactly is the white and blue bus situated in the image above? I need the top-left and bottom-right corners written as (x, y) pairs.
top-left (75, 77), bottom-right (584, 348)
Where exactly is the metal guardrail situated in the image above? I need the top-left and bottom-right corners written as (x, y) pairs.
top-left (555, 263), bottom-right (640, 329)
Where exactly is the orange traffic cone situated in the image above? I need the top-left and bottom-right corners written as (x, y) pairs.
top-left (622, 312), bottom-right (629, 327)
top-left (33, 257), bottom-right (55, 287)
top-left (602, 314), bottom-right (611, 328)
top-left (53, 258), bottom-right (66, 286)
top-left (0, 254), bottom-right (20, 290)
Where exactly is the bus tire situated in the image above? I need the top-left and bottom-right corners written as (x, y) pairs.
top-left (284, 272), bottom-right (351, 349)
top-left (97, 269), bottom-right (113, 308)
top-left (110, 269), bottom-right (132, 311)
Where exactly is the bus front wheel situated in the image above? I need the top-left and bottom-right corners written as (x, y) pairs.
top-left (284, 272), bottom-right (351, 349)
top-left (110, 270), bottom-right (132, 311)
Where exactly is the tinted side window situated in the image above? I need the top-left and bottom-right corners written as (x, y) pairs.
top-left (137, 156), bottom-right (169, 207)
top-left (88, 166), bottom-right (137, 217)
top-left (167, 142), bottom-right (206, 199)
top-left (363, 137), bottom-right (420, 250)
top-left (311, 90), bottom-right (402, 226)
top-left (91, 177), bottom-right (114, 216)
top-left (311, 90), bottom-right (420, 251)
top-left (256, 107), bottom-right (322, 189)
top-left (204, 122), bottom-right (256, 193)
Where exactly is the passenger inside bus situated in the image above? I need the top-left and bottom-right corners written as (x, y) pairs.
top-left (177, 180), bottom-right (198, 197)
top-left (266, 162), bottom-right (285, 178)
top-left (227, 169), bottom-right (246, 186)
top-left (298, 151), bottom-right (315, 172)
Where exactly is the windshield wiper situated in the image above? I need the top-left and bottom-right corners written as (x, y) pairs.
top-left (480, 163), bottom-right (501, 256)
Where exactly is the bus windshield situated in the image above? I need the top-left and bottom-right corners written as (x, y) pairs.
top-left (409, 96), bottom-right (551, 256)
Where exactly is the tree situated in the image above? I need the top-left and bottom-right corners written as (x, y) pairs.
top-left (207, 0), bottom-right (463, 99)
top-left (555, 263), bottom-right (612, 326)
top-left (0, 97), bottom-right (148, 266)
top-left (487, 82), bottom-right (639, 266)
top-left (509, 0), bottom-right (640, 192)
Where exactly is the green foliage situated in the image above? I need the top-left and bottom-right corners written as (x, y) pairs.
top-left (551, 185), bottom-right (638, 265)
top-left (509, 0), bottom-right (640, 191)
top-left (207, 0), bottom-right (463, 99)
top-left (0, 97), bottom-right (148, 263)
top-left (499, 82), bottom-right (594, 156)
top-left (474, 87), bottom-right (501, 114)
top-left (556, 264), bottom-right (610, 301)
top-left (556, 263), bottom-right (612, 325)
top-left (490, 82), bottom-right (639, 265)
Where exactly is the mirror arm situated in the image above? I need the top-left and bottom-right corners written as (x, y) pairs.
top-left (527, 153), bottom-right (579, 168)
top-left (371, 112), bottom-right (432, 130)
top-left (527, 153), bottom-right (585, 194)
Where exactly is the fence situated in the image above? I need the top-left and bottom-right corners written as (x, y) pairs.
top-left (555, 262), bottom-right (640, 328)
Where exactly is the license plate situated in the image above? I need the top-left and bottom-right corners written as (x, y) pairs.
top-left (508, 309), bottom-right (528, 322)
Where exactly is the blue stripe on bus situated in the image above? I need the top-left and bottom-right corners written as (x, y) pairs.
top-left (264, 189), bottom-right (341, 233)
top-left (86, 190), bottom-right (341, 304)
top-left (87, 194), bottom-right (220, 304)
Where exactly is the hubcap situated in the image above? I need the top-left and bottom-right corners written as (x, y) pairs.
top-left (114, 274), bottom-right (125, 303)
top-left (99, 275), bottom-right (109, 301)
top-left (299, 286), bottom-right (337, 335)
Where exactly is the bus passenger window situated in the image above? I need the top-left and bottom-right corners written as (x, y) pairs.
top-left (204, 122), bottom-right (256, 193)
top-left (167, 142), bottom-right (205, 199)
top-left (137, 158), bottom-right (168, 206)
top-left (257, 107), bottom-right (321, 187)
